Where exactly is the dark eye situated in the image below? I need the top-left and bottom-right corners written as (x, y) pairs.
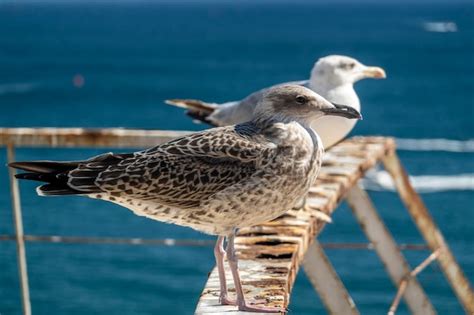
top-left (342, 62), bottom-right (356, 70)
top-left (295, 95), bottom-right (307, 104)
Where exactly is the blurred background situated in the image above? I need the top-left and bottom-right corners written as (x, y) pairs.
top-left (0, 0), bottom-right (472, 314)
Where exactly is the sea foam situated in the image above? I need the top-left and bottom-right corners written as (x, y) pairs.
top-left (362, 169), bottom-right (474, 193)
top-left (396, 138), bottom-right (474, 153)
top-left (423, 21), bottom-right (458, 33)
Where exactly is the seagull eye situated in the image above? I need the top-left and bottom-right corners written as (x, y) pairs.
top-left (339, 62), bottom-right (355, 70)
top-left (295, 95), bottom-right (307, 104)
top-left (344, 62), bottom-right (356, 70)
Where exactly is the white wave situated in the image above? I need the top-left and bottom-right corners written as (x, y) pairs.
top-left (361, 170), bottom-right (474, 193)
top-left (0, 82), bottom-right (36, 95)
top-left (423, 22), bottom-right (458, 33)
top-left (396, 138), bottom-right (474, 153)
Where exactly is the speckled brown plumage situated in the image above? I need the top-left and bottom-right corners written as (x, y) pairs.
top-left (75, 118), bottom-right (320, 235)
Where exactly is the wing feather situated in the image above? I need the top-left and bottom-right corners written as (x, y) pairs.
top-left (93, 122), bottom-right (276, 208)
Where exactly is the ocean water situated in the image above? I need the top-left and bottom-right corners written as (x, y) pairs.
top-left (0, 1), bottom-right (473, 314)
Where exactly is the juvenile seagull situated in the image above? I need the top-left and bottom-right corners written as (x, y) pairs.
top-left (166, 55), bottom-right (384, 148)
top-left (9, 85), bottom-right (361, 313)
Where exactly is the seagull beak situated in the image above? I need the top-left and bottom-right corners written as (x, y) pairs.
top-left (321, 103), bottom-right (362, 120)
top-left (362, 66), bottom-right (386, 79)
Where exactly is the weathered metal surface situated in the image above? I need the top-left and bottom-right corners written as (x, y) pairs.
top-left (0, 127), bottom-right (190, 148)
top-left (382, 152), bottom-right (474, 314)
top-left (7, 144), bottom-right (32, 315)
top-left (195, 137), bottom-right (395, 314)
top-left (346, 185), bottom-right (435, 315)
top-left (388, 249), bottom-right (442, 315)
top-left (302, 240), bottom-right (359, 315)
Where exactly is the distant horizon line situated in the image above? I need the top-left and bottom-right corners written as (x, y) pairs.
top-left (1, 0), bottom-right (472, 5)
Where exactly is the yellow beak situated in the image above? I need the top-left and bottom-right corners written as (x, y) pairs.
top-left (362, 66), bottom-right (386, 79)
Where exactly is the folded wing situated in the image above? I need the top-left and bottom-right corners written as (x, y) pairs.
top-left (10, 123), bottom-right (276, 209)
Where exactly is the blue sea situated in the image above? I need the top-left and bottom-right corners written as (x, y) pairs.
top-left (0, 1), bottom-right (473, 314)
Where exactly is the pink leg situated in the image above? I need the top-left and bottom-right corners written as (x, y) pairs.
top-left (214, 235), bottom-right (235, 305)
top-left (226, 231), bottom-right (286, 313)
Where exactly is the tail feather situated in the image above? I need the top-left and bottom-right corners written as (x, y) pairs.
top-left (8, 153), bottom-right (130, 196)
top-left (9, 161), bottom-right (84, 196)
top-left (36, 184), bottom-right (83, 196)
top-left (165, 99), bottom-right (218, 126)
top-left (15, 172), bottom-right (65, 182)
top-left (9, 161), bottom-right (79, 174)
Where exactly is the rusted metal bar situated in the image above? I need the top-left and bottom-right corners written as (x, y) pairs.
top-left (382, 151), bottom-right (474, 314)
top-left (0, 234), bottom-right (430, 250)
top-left (0, 235), bottom-right (215, 246)
top-left (7, 143), bottom-right (32, 315)
top-left (0, 127), bottom-right (190, 148)
top-left (388, 248), bottom-right (443, 315)
top-left (302, 240), bottom-right (359, 315)
top-left (346, 185), bottom-right (436, 315)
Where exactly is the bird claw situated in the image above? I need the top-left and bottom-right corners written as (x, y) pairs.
top-left (237, 299), bottom-right (287, 313)
top-left (219, 295), bottom-right (236, 306)
top-left (238, 303), bottom-right (286, 313)
top-left (219, 295), bottom-right (285, 313)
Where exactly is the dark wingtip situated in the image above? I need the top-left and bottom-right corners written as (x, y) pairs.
top-left (186, 110), bottom-right (216, 127)
top-left (14, 172), bottom-right (39, 180)
top-left (8, 161), bottom-right (41, 173)
top-left (8, 162), bottom-right (24, 169)
top-left (6, 161), bottom-right (78, 173)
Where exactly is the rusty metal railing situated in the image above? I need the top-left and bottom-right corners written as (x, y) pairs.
top-left (7, 143), bottom-right (31, 315)
top-left (1, 128), bottom-right (473, 315)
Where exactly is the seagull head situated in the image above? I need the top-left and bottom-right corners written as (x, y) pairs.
top-left (254, 85), bottom-right (362, 126)
top-left (309, 55), bottom-right (386, 89)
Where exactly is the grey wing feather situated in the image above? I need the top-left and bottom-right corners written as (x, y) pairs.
top-left (93, 123), bottom-right (276, 208)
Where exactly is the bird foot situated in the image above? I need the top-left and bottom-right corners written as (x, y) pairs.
top-left (219, 295), bottom-right (236, 306)
top-left (238, 302), bottom-right (286, 313)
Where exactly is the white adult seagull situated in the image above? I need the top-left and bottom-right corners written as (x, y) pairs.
top-left (166, 55), bottom-right (385, 148)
